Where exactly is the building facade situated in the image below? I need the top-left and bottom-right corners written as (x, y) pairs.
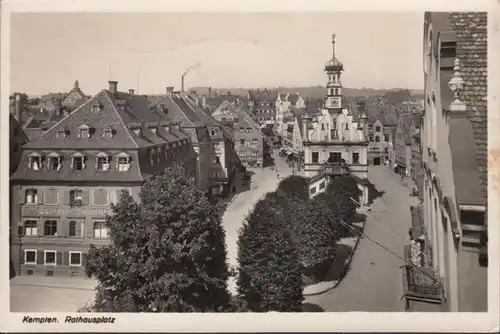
top-left (211, 100), bottom-right (264, 168)
top-left (275, 93), bottom-right (306, 137)
top-left (247, 89), bottom-right (278, 128)
top-left (410, 12), bottom-right (487, 312)
top-left (302, 34), bottom-right (369, 203)
top-left (10, 81), bottom-right (197, 277)
top-left (394, 113), bottom-right (413, 177)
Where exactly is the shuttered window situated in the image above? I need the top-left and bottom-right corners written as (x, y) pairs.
top-left (93, 188), bottom-right (108, 206)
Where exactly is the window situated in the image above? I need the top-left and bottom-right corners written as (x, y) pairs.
top-left (69, 221), bottom-right (83, 237)
top-left (312, 152), bottom-right (319, 163)
top-left (214, 157), bottom-right (220, 164)
top-left (44, 250), bottom-right (57, 265)
top-left (103, 129), bottom-right (113, 138)
top-left (24, 250), bottom-right (37, 265)
top-left (117, 157), bottom-right (130, 171)
top-left (440, 41), bottom-right (457, 58)
top-left (69, 252), bottom-right (82, 266)
top-left (319, 181), bottom-right (326, 190)
top-left (44, 188), bottom-right (58, 205)
top-left (384, 134), bottom-right (389, 142)
top-left (72, 156), bottom-right (85, 170)
top-left (150, 149), bottom-right (157, 166)
top-left (29, 155), bottom-right (42, 170)
top-left (96, 156), bottom-right (110, 171)
top-left (78, 128), bottom-right (89, 139)
top-left (93, 221), bottom-right (108, 239)
top-left (375, 136), bottom-right (380, 142)
top-left (57, 130), bottom-right (67, 139)
top-left (329, 152), bottom-right (342, 163)
top-left (48, 155), bottom-right (62, 171)
top-left (352, 152), bottom-right (360, 164)
top-left (369, 135), bottom-right (374, 142)
top-left (310, 187), bottom-right (317, 195)
top-left (25, 189), bottom-right (38, 204)
top-left (156, 148), bottom-right (161, 164)
top-left (93, 188), bottom-right (108, 206)
top-left (247, 128), bottom-right (252, 133)
top-left (240, 128), bottom-right (245, 133)
top-left (213, 171), bottom-right (219, 178)
top-left (24, 220), bottom-right (38, 236)
top-left (240, 139), bottom-right (246, 145)
top-left (375, 126), bottom-right (381, 132)
top-left (69, 189), bottom-right (83, 207)
top-left (91, 104), bottom-right (101, 113)
top-left (345, 123), bottom-right (349, 130)
top-left (44, 220), bottom-right (57, 236)
top-left (210, 130), bottom-right (215, 136)
top-left (321, 124), bottom-right (325, 130)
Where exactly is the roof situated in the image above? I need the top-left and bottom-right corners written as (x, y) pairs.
top-left (211, 100), bottom-right (263, 137)
top-left (12, 89), bottom-right (193, 182)
top-left (449, 12), bottom-right (488, 203)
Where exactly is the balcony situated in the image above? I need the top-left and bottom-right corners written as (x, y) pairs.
top-left (323, 161), bottom-right (350, 176)
top-left (401, 244), bottom-right (443, 309)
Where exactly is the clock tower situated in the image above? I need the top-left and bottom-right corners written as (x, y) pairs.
top-left (325, 34), bottom-right (344, 111)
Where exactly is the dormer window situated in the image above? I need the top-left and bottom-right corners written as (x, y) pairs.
top-left (132, 128), bottom-right (141, 136)
top-left (78, 125), bottom-right (90, 139)
top-left (91, 104), bottom-right (102, 113)
top-left (151, 127), bottom-right (157, 135)
top-left (56, 130), bottom-right (67, 139)
top-left (71, 153), bottom-right (86, 171)
top-left (103, 128), bottom-right (114, 139)
top-left (47, 153), bottom-right (62, 171)
top-left (116, 152), bottom-right (131, 172)
top-left (28, 153), bottom-right (43, 171)
top-left (96, 152), bottom-right (111, 171)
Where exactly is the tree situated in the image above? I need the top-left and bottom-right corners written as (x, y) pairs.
top-left (277, 175), bottom-right (309, 200)
top-left (321, 178), bottom-right (359, 236)
top-left (237, 196), bottom-right (303, 312)
top-left (84, 164), bottom-right (231, 312)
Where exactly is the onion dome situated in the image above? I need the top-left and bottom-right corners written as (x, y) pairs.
top-left (325, 34), bottom-right (344, 71)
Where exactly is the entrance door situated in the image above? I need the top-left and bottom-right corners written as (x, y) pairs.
top-left (374, 157), bottom-right (381, 166)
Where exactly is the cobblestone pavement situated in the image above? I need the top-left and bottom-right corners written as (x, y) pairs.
top-left (305, 166), bottom-right (427, 312)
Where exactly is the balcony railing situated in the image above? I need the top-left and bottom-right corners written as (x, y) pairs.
top-left (323, 161), bottom-right (350, 176)
top-left (401, 244), bottom-right (442, 307)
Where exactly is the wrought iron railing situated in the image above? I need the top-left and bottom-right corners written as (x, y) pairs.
top-left (402, 244), bottom-right (442, 303)
top-left (323, 162), bottom-right (350, 176)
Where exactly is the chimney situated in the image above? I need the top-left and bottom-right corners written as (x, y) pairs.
top-left (52, 98), bottom-right (62, 116)
top-left (129, 89), bottom-right (135, 95)
top-left (201, 95), bottom-right (207, 110)
top-left (166, 87), bottom-right (174, 98)
top-left (15, 94), bottom-right (21, 121)
top-left (108, 81), bottom-right (118, 94)
top-left (208, 87), bottom-right (212, 98)
top-left (181, 75), bottom-right (185, 92)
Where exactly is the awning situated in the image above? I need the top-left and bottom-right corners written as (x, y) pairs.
top-left (410, 205), bottom-right (425, 240)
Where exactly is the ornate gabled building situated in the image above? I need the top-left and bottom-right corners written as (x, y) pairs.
top-left (247, 89), bottom-right (279, 128)
top-left (212, 100), bottom-right (264, 168)
top-left (10, 81), bottom-right (197, 277)
top-left (302, 35), bottom-right (369, 201)
top-left (402, 12), bottom-right (487, 312)
top-left (275, 93), bottom-right (306, 137)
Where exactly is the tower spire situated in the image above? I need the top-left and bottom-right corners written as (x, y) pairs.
top-left (332, 33), bottom-right (336, 59)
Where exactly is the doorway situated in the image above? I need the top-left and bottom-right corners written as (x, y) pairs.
top-left (374, 157), bottom-right (381, 166)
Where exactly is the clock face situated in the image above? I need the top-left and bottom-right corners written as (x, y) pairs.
top-left (330, 98), bottom-right (340, 108)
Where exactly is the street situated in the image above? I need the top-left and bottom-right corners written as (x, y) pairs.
top-left (305, 166), bottom-right (422, 311)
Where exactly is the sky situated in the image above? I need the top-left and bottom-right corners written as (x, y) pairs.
top-left (10, 12), bottom-right (424, 96)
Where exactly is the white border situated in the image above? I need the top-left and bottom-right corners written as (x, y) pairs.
top-left (23, 249), bottom-right (37, 265)
top-left (43, 250), bottom-right (57, 266)
top-left (1, 0), bottom-right (499, 332)
top-left (69, 251), bottom-right (83, 267)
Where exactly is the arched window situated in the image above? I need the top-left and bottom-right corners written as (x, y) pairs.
top-left (47, 152), bottom-right (62, 171)
top-left (70, 152), bottom-right (86, 171)
top-left (116, 152), bottom-right (131, 171)
top-left (28, 152), bottom-right (43, 171)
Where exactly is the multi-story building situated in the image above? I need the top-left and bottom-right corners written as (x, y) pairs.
top-left (404, 12), bottom-right (488, 312)
top-left (275, 93), bottom-right (306, 137)
top-left (394, 113), bottom-right (413, 177)
top-left (409, 113), bottom-right (423, 193)
top-left (211, 100), bottom-right (264, 168)
top-left (247, 89), bottom-right (278, 128)
top-left (302, 34), bottom-right (370, 203)
top-left (152, 87), bottom-right (237, 198)
top-left (10, 81), bottom-right (197, 277)
top-left (362, 102), bottom-right (398, 166)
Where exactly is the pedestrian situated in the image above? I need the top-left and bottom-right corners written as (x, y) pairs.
top-left (277, 169), bottom-right (280, 180)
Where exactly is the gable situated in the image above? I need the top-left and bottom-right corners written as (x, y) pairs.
top-left (63, 90), bottom-right (85, 105)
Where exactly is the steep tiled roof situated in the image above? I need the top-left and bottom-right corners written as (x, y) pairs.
top-left (449, 12), bottom-right (487, 200)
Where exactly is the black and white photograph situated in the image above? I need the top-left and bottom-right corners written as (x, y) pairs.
top-left (2, 1), bottom-right (499, 332)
